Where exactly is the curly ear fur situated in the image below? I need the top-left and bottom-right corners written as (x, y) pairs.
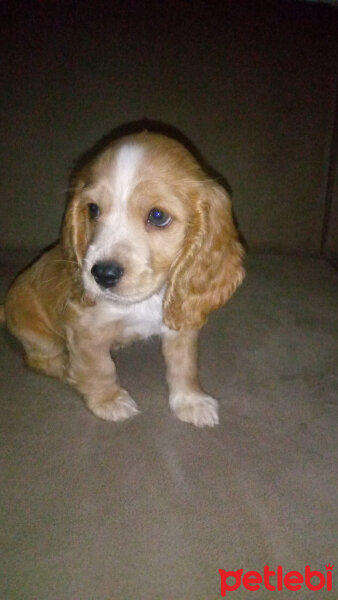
top-left (163, 182), bottom-right (245, 331)
top-left (60, 175), bottom-right (91, 301)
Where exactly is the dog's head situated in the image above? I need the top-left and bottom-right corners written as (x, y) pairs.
top-left (61, 132), bottom-right (245, 330)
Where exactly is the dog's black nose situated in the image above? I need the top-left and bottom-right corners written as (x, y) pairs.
top-left (91, 261), bottom-right (124, 288)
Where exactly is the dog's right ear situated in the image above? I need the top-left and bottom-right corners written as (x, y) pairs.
top-left (61, 174), bottom-right (88, 265)
top-left (60, 173), bottom-right (94, 303)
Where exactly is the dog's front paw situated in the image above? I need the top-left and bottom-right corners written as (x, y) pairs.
top-left (170, 392), bottom-right (219, 427)
top-left (87, 389), bottom-right (140, 422)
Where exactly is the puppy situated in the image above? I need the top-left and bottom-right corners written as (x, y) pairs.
top-left (1, 131), bottom-right (245, 426)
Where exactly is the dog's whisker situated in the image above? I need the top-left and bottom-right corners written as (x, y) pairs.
top-left (52, 259), bottom-right (79, 266)
top-left (54, 278), bottom-right (70, 290)
top-left (39, 275), bottom-right (59, 286)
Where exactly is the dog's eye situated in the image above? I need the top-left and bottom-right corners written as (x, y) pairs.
top-left (87, 203), bottom-right (100, 220)
top-left (147, 208), bottom-right (172, 228)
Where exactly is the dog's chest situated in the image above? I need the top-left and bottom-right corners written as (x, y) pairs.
top-left (93, 292), bottom-right (166, 344)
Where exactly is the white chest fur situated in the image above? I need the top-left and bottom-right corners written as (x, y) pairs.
top-left (89, 289), bottom-right (169, 342)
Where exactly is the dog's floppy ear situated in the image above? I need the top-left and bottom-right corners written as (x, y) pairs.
top-left (60, 172), bottom-right (92, 300)
top-left (163, 181), bottom-right (245, 331)
top-left (61, 172), bottom-right (88, 265)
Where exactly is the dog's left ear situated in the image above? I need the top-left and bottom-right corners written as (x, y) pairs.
top-left (163, 181), bottom-right (245, 331)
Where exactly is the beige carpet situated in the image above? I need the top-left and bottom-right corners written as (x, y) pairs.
top-left (1, 253), bottom-right (337, 599)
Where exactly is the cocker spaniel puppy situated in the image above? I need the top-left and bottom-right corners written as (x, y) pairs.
top-left (2, 131), bottom-right (245, 427)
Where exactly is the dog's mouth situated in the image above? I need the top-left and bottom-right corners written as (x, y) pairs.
top-left (83, 263), bottom-right (164, 305)
top-left (98, 287), bottom-right (146, 304)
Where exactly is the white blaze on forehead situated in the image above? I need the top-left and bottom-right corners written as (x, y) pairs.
top-left (90, 140), bottom-right (147, 255)
top-left (111, 142), bottom-right (145, 205)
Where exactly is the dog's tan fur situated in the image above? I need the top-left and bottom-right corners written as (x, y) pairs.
top-left (2, 132), bottom-right (245, 426)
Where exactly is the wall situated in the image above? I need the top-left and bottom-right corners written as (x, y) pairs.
top-left (0, 0), bottom-right (337, 255)
top-left (323, 95), bottom-right (338, 266)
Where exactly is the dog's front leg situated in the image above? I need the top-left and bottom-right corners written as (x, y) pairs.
top-left (161, 330), bottom-right (219, 427)
top-left (65, 326), bottom-right (139, 422)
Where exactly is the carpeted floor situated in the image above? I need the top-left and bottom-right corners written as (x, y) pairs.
top-left (1, 253), bottom-right (337, 599)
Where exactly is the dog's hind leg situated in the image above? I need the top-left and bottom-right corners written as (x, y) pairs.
top-left (5, 284), bottom-right (66, 381)
top-left (23, 339), bottom-right (66, 380)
